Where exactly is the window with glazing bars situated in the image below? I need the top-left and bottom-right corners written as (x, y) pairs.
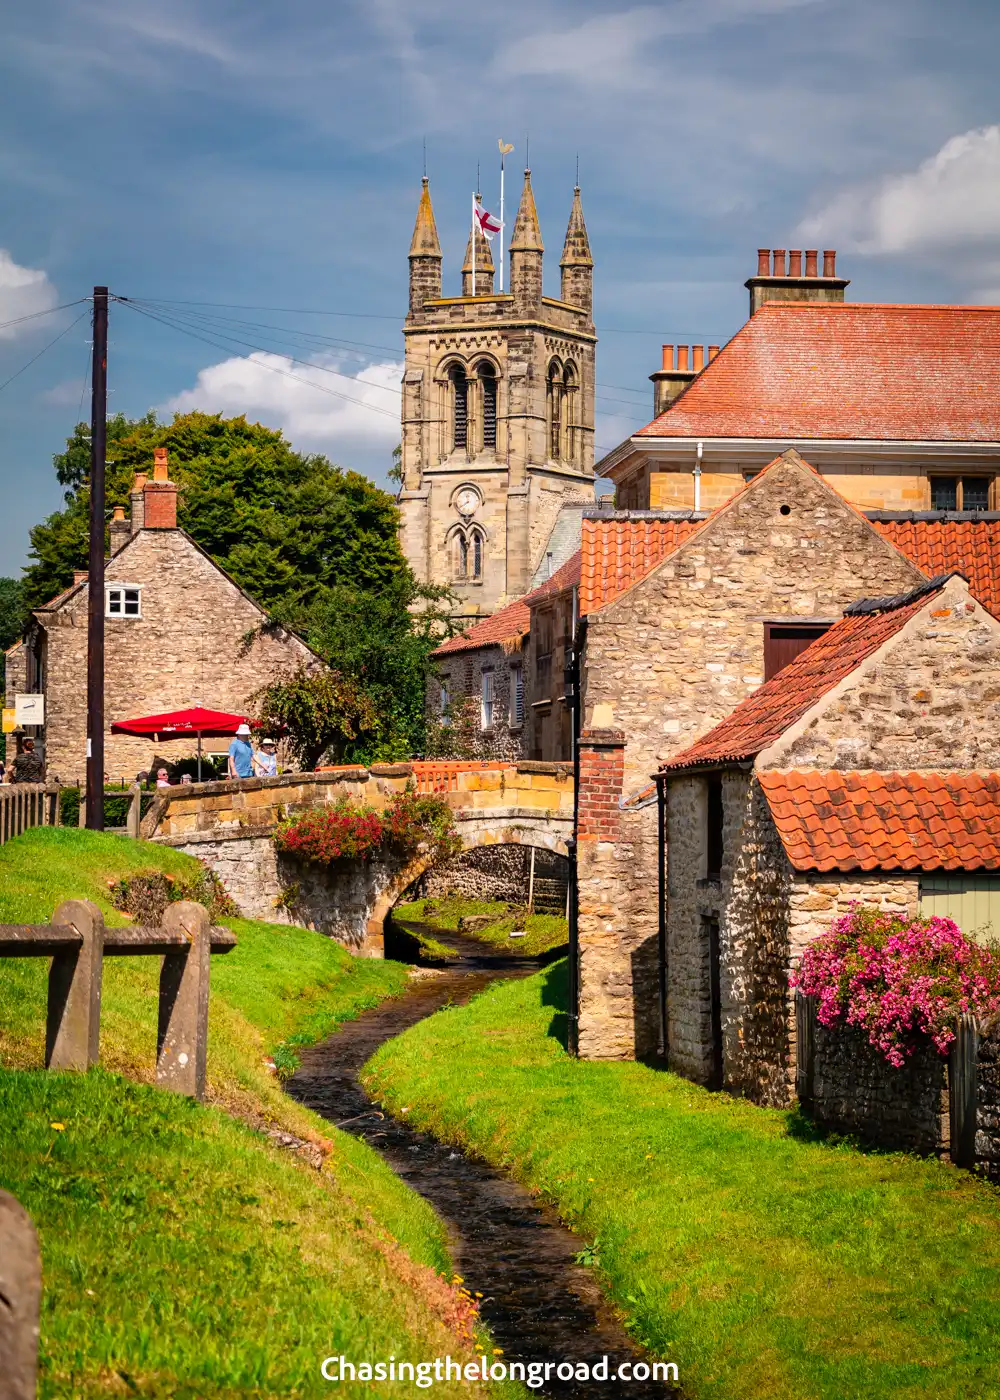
top-left (451, 367), bottom-right (468, 449)
top-left (481, 365), bottom-right (497, 449)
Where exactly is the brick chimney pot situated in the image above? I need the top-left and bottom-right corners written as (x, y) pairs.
top-left (692, 345), bottom-right (705, 372)
top-left (661, 344), bottom-right (673, 371)
top-left (823, 249), bottom-right (837, 276)
top-left (756, 249), bottom-right (770, 276)
top-left (772, 249), bottom-right (786, 276)
top-left (708, 345), bottom-right (720, 360)
top-left (805, 249), bottom-right (818, 277)
top-left (676, 345), bottom-right (689, 372)
top-left (788, 249), bottom-right (802, 276)
top-left (152, 446), bottom-right (169, 483)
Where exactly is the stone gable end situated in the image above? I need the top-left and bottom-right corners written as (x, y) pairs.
top-left (765, 579), bottom-right (1000, 771)
top-left (41, 529), bottom-right (315, 782)
top-left (582, 455), bottom-right (926, 786)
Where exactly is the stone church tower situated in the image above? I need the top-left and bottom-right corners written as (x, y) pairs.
top-left (398, 172), bottom-right (596, 621)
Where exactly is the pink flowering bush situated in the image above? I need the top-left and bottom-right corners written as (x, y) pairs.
top-left (791, 905), bottom-right (1000, 1067)
top-left (275, 791), bottom-right (460, 866)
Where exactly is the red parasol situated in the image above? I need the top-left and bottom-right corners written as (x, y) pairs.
top-left (111, 707), bottom-right (251, 781)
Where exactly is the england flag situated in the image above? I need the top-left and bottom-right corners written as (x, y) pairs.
top-left (474, 199), bottom-right (502, 241)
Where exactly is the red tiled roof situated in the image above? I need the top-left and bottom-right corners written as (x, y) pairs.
top-left (635, 303), bottom-right (1000, 441)
top-left (580, 515), bottom-right (704, 614)
top-left (433, 551), bottom-right (581, 657)
top-left (759, 769), bottom-right (1000, 872)
top-left (873, 517), bottom-right (1000, 616)
top-left (659, 579), bottom-right (949, 771)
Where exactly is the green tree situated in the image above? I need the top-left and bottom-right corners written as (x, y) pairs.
top-left (0, 576), bottom-right (28, 692)
top-left (24, 412), bottom-right (407, 618)
top-left (250, 668), bottom-right (379, 770)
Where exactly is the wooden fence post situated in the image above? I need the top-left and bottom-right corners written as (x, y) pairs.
top-left (795, 991), bottom-right (816, 1110)
top-left (156, 901), bottom-right (211, 1099)
top-left (949, 1014), bottom-right (979, 1170)
top-left (0, 1190), bottom-right (40, 1400)
top-left (46, 900), bottom-right (104, 1072)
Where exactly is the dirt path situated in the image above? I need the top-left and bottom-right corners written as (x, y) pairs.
top-left (287, 921), bottom-right (677, 1398)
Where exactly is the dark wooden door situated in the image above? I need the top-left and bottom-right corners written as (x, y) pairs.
top-left (703, 913), bottom-right (723, 1090)
top-left (763, 624), bottom-right (829, 681)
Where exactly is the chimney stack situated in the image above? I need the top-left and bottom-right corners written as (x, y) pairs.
top-left (109, 504), bottom-right (130, 556)
top-left (130, 473), bottom-right (147, 533)
top-left (649, 343), bottom-right (711, 415)
top-left (745, 246), bottom-right (849, 315)
top-left (73, 570), bottom-right (88, 587)
top-left (143, 447), bottom-right (178, 530)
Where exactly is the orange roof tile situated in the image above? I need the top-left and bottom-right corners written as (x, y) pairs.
top-left (759, 769), bottom-right (1000, 872)
top-left (659, 577), bottom-right (952, 771)
top-left (635, 303), bottom-right (1000, 441)
top-left (580, 514), bottom-right (704, 614)
top-left (872, 516), bottom-right (1000, 616)
top-left (433, 551), bottom-right (581, 657)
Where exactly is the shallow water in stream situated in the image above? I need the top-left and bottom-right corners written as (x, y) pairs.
top-left (287, 921), bottom-right (678, 1399)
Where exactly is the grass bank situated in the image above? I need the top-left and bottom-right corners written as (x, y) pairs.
top-left (365, 960), bottom-right (1000, 1400)
top-left (0, 828), bottom-right (506, 1398)
top-left (396, 895), bottom-right (568, 958)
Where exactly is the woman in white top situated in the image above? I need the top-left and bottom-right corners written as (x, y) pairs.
top-left (253, 738), bottom-right (278, 777)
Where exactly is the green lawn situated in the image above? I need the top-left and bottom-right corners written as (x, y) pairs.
top-left (396, 895), bottom-right (568, 958)
top-left (365, 960), bottom-right (1000, 1400)
top-left (0, 828), bottom-right (506, 1398)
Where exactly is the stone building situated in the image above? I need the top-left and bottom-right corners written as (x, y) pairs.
top-left (398, 173), bottom-right (597, 625)
top-left (429, 550), bottom-right (580, 760)
top-left (7, 449), bottom-right (318, 782)
top-left (573, 451), bottom-right (1000, 1061)
top-left (599, 249), bottom-right (1000, 515)
top-left (655, 572), bottom-right (1000, 1106)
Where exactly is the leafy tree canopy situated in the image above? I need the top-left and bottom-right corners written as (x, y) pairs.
top-left (24, 411), bottom-right (406, 619)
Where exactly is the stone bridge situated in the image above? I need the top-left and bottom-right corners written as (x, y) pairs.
top-left (142, 761), bottom-right (574, 955)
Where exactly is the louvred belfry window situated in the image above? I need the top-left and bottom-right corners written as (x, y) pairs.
top-left (451, 366), bottom-right (468, 449)
top-left (480, 364), bottom-right (497, 449)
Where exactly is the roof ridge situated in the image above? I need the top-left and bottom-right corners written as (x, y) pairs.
top-left (842, 572), bottom-right (959, 616)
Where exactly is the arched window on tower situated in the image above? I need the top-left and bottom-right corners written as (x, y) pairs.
top-left (547, 361), bottom-right (563, 461)
top-left (471, 527), bottom-right (484, 580)
top-left (479, 362), bottom-right (498, 451)
top-left (450, 365), bottom-right (468, 450)
top-left (563, 361), bottom-right (578, 465)
top-left (454, 531), bottom-right (469, 579)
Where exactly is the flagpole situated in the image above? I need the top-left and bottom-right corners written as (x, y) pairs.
top-left (471, 191), bottom-right (476, 298)
top-left (499, 151), bottom-right (505, 293)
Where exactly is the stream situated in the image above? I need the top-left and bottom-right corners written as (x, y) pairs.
top-left (287, 920), bottom-right (678, 1399)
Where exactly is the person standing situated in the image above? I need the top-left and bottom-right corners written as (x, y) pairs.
top-left (227, 722), bottom-right (254, 779)
top-left (253, 737), bottom-right (278, 777)
top-left (10, 738), bottom-right (45, 784)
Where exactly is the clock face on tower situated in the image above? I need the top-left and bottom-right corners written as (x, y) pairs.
top-left (456, 488), bottom-right (480, 517)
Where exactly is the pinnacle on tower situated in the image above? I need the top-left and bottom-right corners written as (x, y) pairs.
top-left (509, 169), bottom-right (544, 312)
top-left (462, 205), bottom-right (495, 296)
top-left (560, 185), bottom-right (593, 312)
top-left (509, 169), bottom-right (544, 252)
top-left (408, 176), bottom-right (442, 314)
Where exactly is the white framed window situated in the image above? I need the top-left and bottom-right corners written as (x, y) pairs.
top-left (511, 666), bottom-right (524, 727)
top-left (107, 585), bottom-right (142, 618)
top-left (481, 670), bottom-right (495, 731)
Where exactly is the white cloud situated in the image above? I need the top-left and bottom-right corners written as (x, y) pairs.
top-left (163, 352), bottom-right (403, 458)
top-left (0, 249), bottom-right (58, 338)
top-left (800, 126), bottom-right (1000, 257)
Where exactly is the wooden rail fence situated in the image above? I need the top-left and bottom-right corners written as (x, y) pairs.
top-left (0, 784), bottom-right (60, 846)
top-left (0, 899), bottom-right (236, 1099)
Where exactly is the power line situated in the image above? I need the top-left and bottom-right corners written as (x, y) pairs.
top-left (0, 309), bottom-right (89, 397)
top-left (129, 298), bottom-right (403, 360)
top-left (115, 299), bottom-right (399, 420)
top-left (123, 296), bottom-right (401, 321)
top-left (0, 298), bottom-right (88, 335)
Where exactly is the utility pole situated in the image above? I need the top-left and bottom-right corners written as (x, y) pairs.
top-left (85, 287), bottom-right (108, 831)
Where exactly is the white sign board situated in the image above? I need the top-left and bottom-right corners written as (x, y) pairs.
top-left (15, 694), bottom-right (44, 726)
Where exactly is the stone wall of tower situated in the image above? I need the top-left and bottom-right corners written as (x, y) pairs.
top-left (398, 174), bottom-right (597, 622)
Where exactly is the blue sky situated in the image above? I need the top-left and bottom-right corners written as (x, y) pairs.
top-left (1, 0), bottom-right (999, 572)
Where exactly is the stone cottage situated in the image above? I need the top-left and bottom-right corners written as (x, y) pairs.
top-left (430, 550), bottom-right (580, 760)
top-left (656, 572), bottom-right (1000, 1106)
top-left (7, 448), bottom-right (319, 782)
top-left (573, 450), bottom-right (1000, 1062)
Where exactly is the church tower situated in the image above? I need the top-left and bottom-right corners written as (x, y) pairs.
top-left (398, 173), bottom-right (596, 622)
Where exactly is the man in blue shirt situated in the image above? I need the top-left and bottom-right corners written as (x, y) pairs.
top-left (228, 723), bottom-right (254, 779)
